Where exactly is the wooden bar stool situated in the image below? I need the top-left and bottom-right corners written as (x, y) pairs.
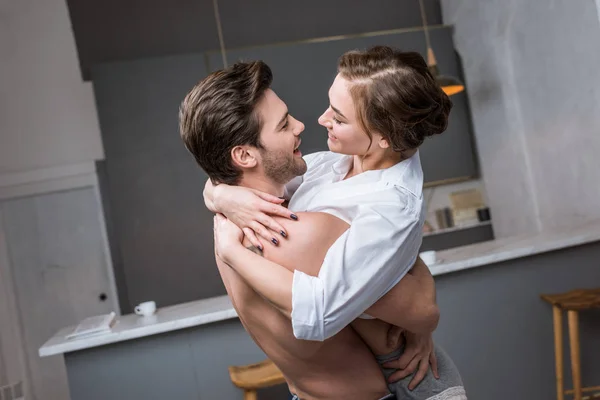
top-left (228, 359), bottom-right (286, 400)
top-left (541, 288), bottom-right (600, 400)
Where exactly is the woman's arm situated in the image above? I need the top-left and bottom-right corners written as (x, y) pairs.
top-left (203, 179), bottom-right (295, 248)
top-left (203, 179), bottom-right (220, 213)
top-left (290, 203), bottom-right (422, 340)
top-left (217, 200), bottom-right (423, 341)
top-left (202, 152), bottom-right (327, 248)
top-left (366, 258), bottom-right (439, 334)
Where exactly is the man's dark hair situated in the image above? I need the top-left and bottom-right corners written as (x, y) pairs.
top-left (179, 61), bottom-right (273, 185)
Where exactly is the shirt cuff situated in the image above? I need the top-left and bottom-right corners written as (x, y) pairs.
top-left (291, 270), bottom-right (325, 341)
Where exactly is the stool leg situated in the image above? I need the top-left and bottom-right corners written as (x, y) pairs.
top-left (567, 310), bottom-right (582, 400)
top-left (553, 306), bottom-right (564, 400)
top-left (244, 389), bottom-right (258, 400)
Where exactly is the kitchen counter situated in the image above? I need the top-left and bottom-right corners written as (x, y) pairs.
top-left (429, 220), bottom-right (600, 275)
top-left (40, 220), bottom-right (600, 358)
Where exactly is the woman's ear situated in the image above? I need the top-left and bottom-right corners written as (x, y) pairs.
top-left (377, 136), bottom-right (391, 149)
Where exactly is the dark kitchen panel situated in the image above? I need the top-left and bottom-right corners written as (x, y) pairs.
top-left (67, 0), bottom-right (220, 79)
top-left (218, 0), bottom-right (442, 49)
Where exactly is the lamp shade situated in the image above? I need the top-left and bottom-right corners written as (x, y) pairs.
top-left (428, 60), bottom-right (465, 96)
top-left (437, 75), bottom-right (465, 96)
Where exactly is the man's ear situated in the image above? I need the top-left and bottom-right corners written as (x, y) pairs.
top-left (231, 145), bottom-right (259, 170)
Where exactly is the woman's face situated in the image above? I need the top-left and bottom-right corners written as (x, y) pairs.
top-left (318, 74), bottom-right (378, 156)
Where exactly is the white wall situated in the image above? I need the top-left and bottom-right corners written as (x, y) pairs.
top-left (442, 0), bottom-right (600, 237)
top-left (0, 222), bottom-right (29, 393)
top-left (0, 0), bottom-right (104, 175)
top-left (0, 2), bottom-right (115, 399)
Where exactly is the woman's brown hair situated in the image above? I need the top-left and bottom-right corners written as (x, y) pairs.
top-left (338, 46), bottom-right (452, 153)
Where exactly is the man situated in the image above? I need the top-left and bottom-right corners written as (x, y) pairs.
top-left (180, 61), bottom-right (439, 399)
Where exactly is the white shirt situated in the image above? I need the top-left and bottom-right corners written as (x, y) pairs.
top-left (286, 151), bottom-right (425, 341)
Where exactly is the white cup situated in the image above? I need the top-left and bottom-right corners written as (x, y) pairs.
top-left (419, 250), bottom-right (437, 266)
top-left (134, 301), bottom-right (156, 317)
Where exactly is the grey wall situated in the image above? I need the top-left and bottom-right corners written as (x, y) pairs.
top-left (441, 0), bottom-right (600, 238)
top-left (63, 241), bottom-right (600, 400)
top-left (434, 243), bottom-right (600, 399)
top-left (93, 26), bottom-right (479, 312)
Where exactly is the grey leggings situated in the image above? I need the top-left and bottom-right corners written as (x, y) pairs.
top-left (290, 394), bottom-right (395, 400)
top-left (376, 345), bottom-right (467, 400)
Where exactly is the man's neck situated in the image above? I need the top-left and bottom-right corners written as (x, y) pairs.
top-left (239, 175), bottom-right (285, 198)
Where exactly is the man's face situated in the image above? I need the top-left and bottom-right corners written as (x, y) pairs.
top-left (255, 89), bottom-right (307, 184)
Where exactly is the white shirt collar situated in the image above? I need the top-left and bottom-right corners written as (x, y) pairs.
top-left (329, 151), bottom-right (423, 198)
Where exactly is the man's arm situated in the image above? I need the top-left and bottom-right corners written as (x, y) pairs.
top-left (366, 258), bottom-right (439, 334)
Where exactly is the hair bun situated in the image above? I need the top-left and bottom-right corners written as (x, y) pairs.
top-left (337, 46), bottom-right (454, 151)
top-left (424, 94), bottom-right (453, 137)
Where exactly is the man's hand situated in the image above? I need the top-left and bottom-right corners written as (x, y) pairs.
top-left (213, 213), bottom-right (245, 262)
top-left (382, 332), bottom-right (439, 390)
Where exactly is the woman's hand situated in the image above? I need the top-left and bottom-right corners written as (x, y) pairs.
top-left (213, 214), bottom-right (245, 262)
top-left (382, 332), bottom-right (439, 389)
top-left (206, 181), bottom-right (298, 249)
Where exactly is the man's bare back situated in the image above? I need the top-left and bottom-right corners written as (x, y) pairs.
top-left (216, 212), bottom-right (391, 400)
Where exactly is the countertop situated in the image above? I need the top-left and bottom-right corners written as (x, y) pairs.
top-left (40, 220), bottom-right (600, 357)
top-left (39, 295), bottom-right (236, 357)
top-left (427, 220), bottom-right (600, 275)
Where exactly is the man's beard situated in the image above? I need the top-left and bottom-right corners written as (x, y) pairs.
top-left (261, 148), bottom-right (307, 185)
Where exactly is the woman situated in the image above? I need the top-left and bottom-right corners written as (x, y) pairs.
top-left (210, 46), bottom-right (466, 399)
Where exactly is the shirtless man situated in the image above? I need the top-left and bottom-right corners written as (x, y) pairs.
top-left (179, 61), bottom-right (439, 399)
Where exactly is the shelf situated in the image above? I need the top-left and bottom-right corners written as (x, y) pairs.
top-left (423, 220), bottom-right (492, 238)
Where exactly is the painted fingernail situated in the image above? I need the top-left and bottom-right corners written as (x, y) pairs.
top-left (257, 245), bottom-right (263, 251)
top-left (290, 214), bottom-right (298, 220)
top-left (280, 230), bottom-right (287, 238)
top-left (278, 196), bottom-right (285, 199)
top-left (271, 238), bottom-right (279, 245)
